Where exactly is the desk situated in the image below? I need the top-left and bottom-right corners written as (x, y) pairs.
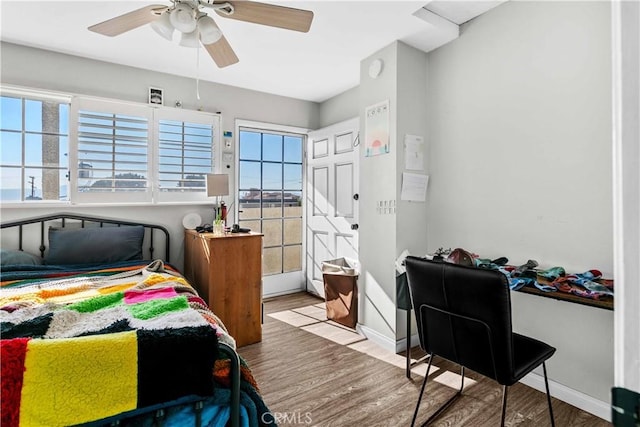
top-left (518, 281), bottom-right (613, 310)
top-left (397, 267), bottom-right (612, 380)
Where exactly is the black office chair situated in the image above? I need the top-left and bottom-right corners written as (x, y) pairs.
top-left (405, 256), bottom-right (556, 427)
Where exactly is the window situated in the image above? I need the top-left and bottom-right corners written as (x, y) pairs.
top-left (1, 89), bottom-right (220, 205)
top-left (71, 95), bottom-right (220, 204)
top-left (158, 120), bottom-right (211, 190)
top-left (0, 93), bottom-right (70, 202)
top-left (154, 108), bottom-right (218, 203)
top-left (238, 127), bottom-right (304, 276)
top-left (74, 101), bottom-right (151, 203)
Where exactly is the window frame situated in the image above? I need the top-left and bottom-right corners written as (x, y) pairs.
top-left (0, 86), bottom-right (221, 206)
top-left (153, 107), bottom-right (220, 203)
top-left (236, 120), bottom-right (307, 277)
top-left (0, 86), bottom-right (72, 205)
top-left (70, 96), bottom-right (154, 204)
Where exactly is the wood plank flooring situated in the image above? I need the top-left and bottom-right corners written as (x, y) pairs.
top-left (238, 292), bottom-right (611, 427)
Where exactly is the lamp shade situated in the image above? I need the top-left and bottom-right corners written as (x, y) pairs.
top-left (206, 174), bottom-right (229, 197)
top-left (170, 3), bottom-right (197, 33)
top-left (150, 11), bottom-right (174, 41)
top-left (179, 29), bottom-right (200, 48)
top-left (198, 15), bottom-right (223, 45)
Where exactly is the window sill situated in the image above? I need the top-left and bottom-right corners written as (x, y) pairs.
top-left (0, 201), bottom-right (214, 209)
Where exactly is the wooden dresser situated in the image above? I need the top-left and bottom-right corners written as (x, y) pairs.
top-left (183, 229), bottom-right (263, 347)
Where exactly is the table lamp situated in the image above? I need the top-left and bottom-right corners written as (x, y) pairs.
top-left (206, 173), bottom-right (229, 224)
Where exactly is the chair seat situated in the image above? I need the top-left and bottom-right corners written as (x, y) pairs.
top-left (510, 333), bottom-right (556, 385)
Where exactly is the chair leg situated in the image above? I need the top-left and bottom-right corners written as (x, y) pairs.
top-left (543, 362), bottom-right (555, 427)
top-left (500, 385), bottom-right (508, 427)
top-left (411, 353), bottom-right (434, 427)
top-left (412, 362), bottom-right (465, 427)
top-left (499, 364), bottom-right (554, 427)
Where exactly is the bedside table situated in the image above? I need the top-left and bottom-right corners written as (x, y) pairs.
top-left (184, 229), bottom-right (263, 347)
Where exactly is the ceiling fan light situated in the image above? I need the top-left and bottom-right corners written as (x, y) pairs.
top-left (150, 11), bottom-right (174, 41)
top-left (179, 29), bottom-right (200, 48)
top-left (170, 4), bottom-right (197, 33)
top-left (198, 15), bottom-right (222, 45)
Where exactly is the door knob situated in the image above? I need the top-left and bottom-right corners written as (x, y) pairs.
top-left (351, 224), bottom-right (359, 230)
top-left (353, 193), bottom-right (359, 200)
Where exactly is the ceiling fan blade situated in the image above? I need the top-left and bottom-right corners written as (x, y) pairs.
top-left (203, 36), bottom-right (239, 68)
top-left (88, 5), bottom-right (168, 37)
top-left (217, 1), bottom-right (313, 33)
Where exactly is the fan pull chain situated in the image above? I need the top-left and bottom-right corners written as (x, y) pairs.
top-left (196, 37), bottom-right (201, 100)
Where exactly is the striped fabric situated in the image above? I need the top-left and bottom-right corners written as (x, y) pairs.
top-left (0, 263), bottom-right (232, 427)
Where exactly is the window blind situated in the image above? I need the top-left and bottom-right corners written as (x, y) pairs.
top-left (158, 119), bottom-right (213, 192)
top-left (77, 110), bottom-right (149, 193)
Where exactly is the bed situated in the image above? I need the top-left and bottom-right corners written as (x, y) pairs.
top-left (0, 212), bottom-right (273, 427)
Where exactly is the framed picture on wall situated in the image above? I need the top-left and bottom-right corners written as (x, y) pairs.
top-left (148, 87), bottom-right (163, 105)
top-left (364, 99), bottom-right (390, 157)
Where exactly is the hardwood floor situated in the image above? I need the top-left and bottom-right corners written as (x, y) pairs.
top-left (239, 292), bottom-right (611, 427)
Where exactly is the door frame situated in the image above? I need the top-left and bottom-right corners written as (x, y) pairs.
top-left (234, 119), bottom-right (310, 298)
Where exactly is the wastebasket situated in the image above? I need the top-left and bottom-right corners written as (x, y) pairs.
top-left (322, 257), bottom-right (359, 328)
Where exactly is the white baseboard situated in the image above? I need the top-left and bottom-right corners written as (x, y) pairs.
top-left (395, 333), bottom-right (421, 353)
top-left (263, 288), bottom-right (304, 299)
top-left (393, 334), bottom-right (611, 421)
top-left (262, 272), bottom-right (304, 298)
top-left (519, 372), bottom-right (611, 422)
top-left (357, 324), bottom-right (397, 352)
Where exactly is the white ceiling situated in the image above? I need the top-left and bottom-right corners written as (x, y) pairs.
top-left (0, 1), bottom-right (503, 103)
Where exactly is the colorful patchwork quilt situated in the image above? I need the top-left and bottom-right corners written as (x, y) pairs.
top-left (0, 260), bottom-right (271, 427)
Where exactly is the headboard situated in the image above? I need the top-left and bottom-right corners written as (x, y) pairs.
top-left (0, 212), bottom-right (171, 263)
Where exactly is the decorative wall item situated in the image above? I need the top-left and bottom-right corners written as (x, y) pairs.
top-left (148, 87), bottom-right (163, 105)
top-left (365, 99), bottom-right (390, 157)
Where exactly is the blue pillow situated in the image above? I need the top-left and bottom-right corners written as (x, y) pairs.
top-left (45, 225), bottom-right (144, 265)
top-left (0, 249), bottom-right (43, 266)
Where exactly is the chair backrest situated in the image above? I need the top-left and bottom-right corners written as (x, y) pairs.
top-left (405, 256), bottom-right (514, 384)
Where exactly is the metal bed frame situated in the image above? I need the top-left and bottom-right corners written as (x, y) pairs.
top-left (1, 212), bottom-right (171, 262)
top-left (0, 212), bottom-right (241, 427)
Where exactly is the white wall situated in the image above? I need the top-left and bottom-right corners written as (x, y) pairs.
top-left (358, 42), bottom-right (399, 341)
top-left (0, 43), bottom-right (319, 133)
top-left (426, 0), bottom-right (613, 404)
top-left (318, 85), bottom-right (358, 128)
top-left (0, 42), bottom-right (319, 271)
top-left (354, 41), bottom-right (430, 347)
top-left (394, 42), bottom-right (429, 344)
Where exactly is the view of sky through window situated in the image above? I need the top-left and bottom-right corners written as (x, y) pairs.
top-left (239, 131), bottom-right (302, 191)
top-left (1, 95), bottom-right (69, 201)
top-left (238, 128), bottom-right (304, 275)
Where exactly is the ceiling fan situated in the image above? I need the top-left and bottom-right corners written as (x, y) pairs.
top-left (88, 1), bottom-right (314, 68)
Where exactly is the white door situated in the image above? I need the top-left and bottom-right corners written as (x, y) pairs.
top-left (306, 118), bottom-right (360, 297)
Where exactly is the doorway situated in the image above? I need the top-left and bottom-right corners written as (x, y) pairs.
top-left (306, 118), bottom-right (360, 297)
top-left (237, 123), bottom-right (306, 296)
